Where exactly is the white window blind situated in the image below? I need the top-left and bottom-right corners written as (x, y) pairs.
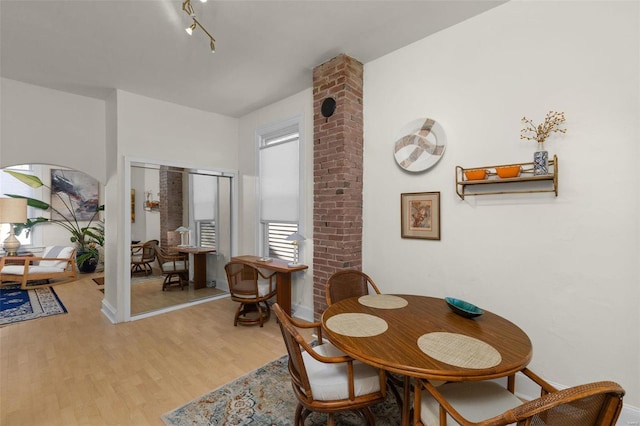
top-left (259, 127), bottom-right (299, 223)
top-left (192, 173), bottom-right (217, 221)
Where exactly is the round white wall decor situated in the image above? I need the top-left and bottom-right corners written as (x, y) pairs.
top-left (393, 118), bottom-right (446, 172)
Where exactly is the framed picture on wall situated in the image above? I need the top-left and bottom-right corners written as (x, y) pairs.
top-left (50, 169), bottom-right (99, 221)
top-left (131, 189), bottom-right (135, 223)
top-left (401, 191), bottom-right (440, 240)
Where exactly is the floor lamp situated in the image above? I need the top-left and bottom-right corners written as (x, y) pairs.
top-left (0, 198), bottom-right (28, 256)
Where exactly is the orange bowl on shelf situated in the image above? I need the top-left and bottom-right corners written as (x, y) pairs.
top-left (495, 165), bottom-right (521, 178)
top-left (464, 169), bottom-right (488, 180)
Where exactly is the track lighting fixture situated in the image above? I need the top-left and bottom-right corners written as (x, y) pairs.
top-left (182, 0), bottom-right (216, 53)
top-left (185, 21), bottom-right (196, 35)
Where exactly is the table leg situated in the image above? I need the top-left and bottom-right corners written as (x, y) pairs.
top-left (192, 253), bottom-right (207, 289)
top-left (403, 375), bottom-right (411, 426)
top-left (275, 272), bottom-right (292, 315)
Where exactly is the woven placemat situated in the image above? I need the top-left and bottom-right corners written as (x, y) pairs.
top-left (358, 294), bottom-right (408, 309)
top-left (417, 332), bottom-right (501, 369)
top-left (325, 313), bottom-right (388, 337)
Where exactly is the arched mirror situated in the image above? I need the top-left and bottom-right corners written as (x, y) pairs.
top-left (128, 161), bottom-right (235, 316)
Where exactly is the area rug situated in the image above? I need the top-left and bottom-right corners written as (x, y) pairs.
top-left (0, 286), bottom-right (67, 325)
top-left (162, 354), bottom-right (402, 425)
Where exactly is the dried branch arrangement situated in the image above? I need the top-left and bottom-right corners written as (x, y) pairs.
top-left (520, 110), bottom-right (567, 143)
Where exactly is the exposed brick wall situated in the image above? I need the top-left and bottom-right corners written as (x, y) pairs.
top-left (313, 54), bottom-right (364, 320)
top-left (159, 167), bottom-right (184, 248)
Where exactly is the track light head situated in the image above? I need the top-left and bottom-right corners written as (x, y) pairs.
top-left (182, 0), bottom-right (216, 54)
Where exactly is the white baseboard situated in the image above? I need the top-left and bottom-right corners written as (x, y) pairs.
top-left (618, 405), bottom-right (640, 426)
top-left (291, 303), bottom-right (314, 322)
top-left (100, 299), bottom-right (117, 324)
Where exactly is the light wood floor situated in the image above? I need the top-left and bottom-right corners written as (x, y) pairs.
top-left (129, 271), bottom-right (227, 315)
top-left (0, 273), bottom-right (312, 425)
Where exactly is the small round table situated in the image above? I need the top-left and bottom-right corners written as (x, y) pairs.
top-left (321, 295), bottom-right (532, 425)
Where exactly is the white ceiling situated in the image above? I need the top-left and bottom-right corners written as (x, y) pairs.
top-left (1, 0), bottom-right (506, 118)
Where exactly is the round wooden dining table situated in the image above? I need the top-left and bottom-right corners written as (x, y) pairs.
top-left (321, 294), bottom-right (533, 425)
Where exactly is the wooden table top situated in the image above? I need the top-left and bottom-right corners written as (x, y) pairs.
top-left (169, 246), bottom-right (216, 254)
top-left (322, 295), bottom-right (532, 381)
top-left (231, 255), bottom-right (308, 273)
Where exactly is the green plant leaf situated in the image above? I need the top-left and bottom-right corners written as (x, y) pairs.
top-left (3, 170), bottom-right (44, 188)
top-left (4, 194), bottom-right (50, 210)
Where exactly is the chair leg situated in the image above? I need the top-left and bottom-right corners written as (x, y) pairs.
top-left (327, 413), bottom-right (335, 426)
top-left (256, 303), bottom-right (265, 327)
top-left (234, 303), bottom-right (243, 326)
top-left (294, 404), bottom-right (304, 426)
top-left (387, 375), bottom-right (404, 413)
top-left (362, 407), bottom-right (376, 425)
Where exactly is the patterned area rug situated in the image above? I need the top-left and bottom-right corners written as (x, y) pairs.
top-left (0, 285), bottom-right (67, 325)
top-left (162, 354), bottom-right (402, 425)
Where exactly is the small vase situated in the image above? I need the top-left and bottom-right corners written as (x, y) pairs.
top-left (533, 142), bottom-right (548, 175)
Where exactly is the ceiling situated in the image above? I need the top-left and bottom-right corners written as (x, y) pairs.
top-left (0, 0), bottom-right (506, 118)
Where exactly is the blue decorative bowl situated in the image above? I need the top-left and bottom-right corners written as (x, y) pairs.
top-left (445, 297), bottom-right (484, 318)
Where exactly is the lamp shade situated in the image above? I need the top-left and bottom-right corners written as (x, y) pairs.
top-left (0, 198), bottom-right (27, 224)
top-left (175, 226), bottom-right (189, 233)
top-left (285, 232), bottom-right (305, 243)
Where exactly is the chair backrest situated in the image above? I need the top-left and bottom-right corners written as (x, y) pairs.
top-left (224, 261), bottom-right (259, 298)
top-left (153, 244), bottom-right (187, 271)
top-left (141, 240), bottom-right (159, 261)
top-left (508, 381), bottom-right (625, 425)
top-left (272, 303), bottom-right (315, 399)
top-left (39, 246), bottom-right (76, 269)
top-left (326, 269), bottom-right (381, 305)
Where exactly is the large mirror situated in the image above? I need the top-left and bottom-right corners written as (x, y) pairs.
top-left (129, 162), bottom-right (234, 316)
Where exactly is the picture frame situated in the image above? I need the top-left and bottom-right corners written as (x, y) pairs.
top-left (50, 169), bottom-right (99, 221)
top-left (401, 191), bottom-right (440, 240)
top-left (131, 189), bottom-right (135, 223)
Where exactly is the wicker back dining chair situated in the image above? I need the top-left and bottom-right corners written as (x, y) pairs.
top-left (224, 260), bottom-right (277, 327)
top-left (153, 243), bottom-right (189, 291)
top-left (273, 303), bottom-right (387, 425)
top-left (325, 269), bottom-right (381, 306)
top-left (414, 367), bottom-right (625, 426)
top-left (130, 239), bottom-right (159, 275)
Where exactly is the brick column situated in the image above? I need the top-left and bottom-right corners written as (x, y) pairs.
top-left (313, 54), bottom-right (364, 320)
top-left (159, 167), bottom-right (184, 248)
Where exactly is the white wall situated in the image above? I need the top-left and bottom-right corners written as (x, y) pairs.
top-left (238, 88), bottom-right (315, 319)
top-left (107, 90), bottom-right (239, 321)
top-left (0, 78), bottom-right (106, 182)
top-left (362, 0), bottom-right (639, 411)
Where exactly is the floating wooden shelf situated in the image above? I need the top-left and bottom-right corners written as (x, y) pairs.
top-left (456, 155), bottom-right (558, 199)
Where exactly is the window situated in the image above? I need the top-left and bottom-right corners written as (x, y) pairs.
top-left (0, 164), bottom-right (39, 248)
top-left (265, 222), bottom-right (298, 260)
top-left (197, 221), bottom-right (216, 248)
top-left (257, 118), bottom-right (302, 262)
top-left (191, 173), bottom-right (217, 248)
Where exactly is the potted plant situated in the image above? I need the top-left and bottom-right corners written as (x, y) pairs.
top-left (520, 110), bottom-right (567, 175)
top-left (3, 170), bottom-right (104, 273)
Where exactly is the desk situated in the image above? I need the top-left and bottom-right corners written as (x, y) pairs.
top-left (231, 255), bottom-right (308, 316)
top-left (322, 295), bottom-right (532, 425)
top-left (170, 246), bottom-right (216, 289)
